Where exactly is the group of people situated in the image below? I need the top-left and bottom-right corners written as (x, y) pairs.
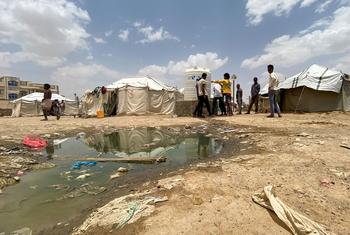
top-left (193, 64), bottom-right (282, 118)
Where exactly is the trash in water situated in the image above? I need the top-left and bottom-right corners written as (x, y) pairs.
top-left (76, 174), bottom-right (91, 180)
top-left (13, 176), bottom-right (20, 182)
top-left (48, 184), bottom-right (69, 190)
top-left (117, 167), bottom-right (128, 173)
top-left (57, 183), bottom-right (106, 200)
top-left (76, 132), bottom-right (86, 139)
top-left (9, 227), bottom-right (32, 235)
top-left (71, 161), bottom-right (97, 170)
top-left (23, 135), bottom-right (47, 149)
top-left (110, 172), bottom-right (124, 180)
top-left (16, 170), bottom-right (24, 176)
top-left (53, 138), bottom-right (69, 146)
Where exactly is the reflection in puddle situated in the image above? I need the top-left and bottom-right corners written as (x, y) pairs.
top-left (0, 127), bottom-right (223, 234)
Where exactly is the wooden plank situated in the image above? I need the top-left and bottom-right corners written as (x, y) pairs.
top-left (78, 156), bottom-right (166, 164)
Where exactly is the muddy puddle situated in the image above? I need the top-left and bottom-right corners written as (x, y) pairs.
top-left (0, 126), bottom-right (231, 234)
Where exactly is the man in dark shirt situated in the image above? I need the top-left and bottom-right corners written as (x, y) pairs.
top-left (42, 83), bottom-right (52, 121)
top-left (246, 77), bottom-right (261, 114)
top-left (236, 84), bottom-right (243, 114)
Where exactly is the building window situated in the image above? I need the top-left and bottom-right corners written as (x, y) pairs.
top-left (20, 81), bottom-right (27, 86)
top-left (0, 89), bottom-right (3, 94)
top-left (8, 80), bottom-right (18, 87)
top-left (8, 93), bottom-right (18, 100)
top-left (19, 91), bottom-right (28, 97)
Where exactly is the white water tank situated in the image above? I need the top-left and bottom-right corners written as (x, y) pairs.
top-left (184, 67), bottom-right (211, 101)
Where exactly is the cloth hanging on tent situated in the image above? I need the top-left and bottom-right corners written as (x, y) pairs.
top-left (252, 186), bottom-right (334, 235)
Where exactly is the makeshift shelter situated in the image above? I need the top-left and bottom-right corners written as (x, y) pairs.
top-left (80, 88), bottom-right (108, 117)
top-left (279, 64), bottom-right (350, 112)
top-left (11, 92), bottom-right (78, 117)
top-left (106, 76), bottom-right (178, 116)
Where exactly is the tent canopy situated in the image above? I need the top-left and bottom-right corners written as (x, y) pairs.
top-left (12, 92), bottom-right (74, 103)
top-left (106, 76), bottom-right (176, 91)
top-left (279, 64), bottom-right (345, 93)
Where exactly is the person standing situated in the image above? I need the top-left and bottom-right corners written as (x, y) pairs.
top-left (212, 73), bottom-right (232, 115)
top-left (192, 77), bottom-right (201, 117)
top-left (41, 83), bottom-right (52, 121)
top-left (246, 77), bottom-right (260, 114)
top-left (212, 82), bottom-right (225, 115)
top-left (236, 84), bottom-right (243, 114)
top-left (267, 64), bottom-right (282, 118)
top-left (194, 73), bottom-right (211, 118)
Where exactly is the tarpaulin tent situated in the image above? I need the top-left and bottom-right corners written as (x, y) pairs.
top-left (106, 76), bottom-right (178, 116)
top-left (279, 64), bottom-right (350, 112)
top-left (11, 92), bottom-right (78, 117)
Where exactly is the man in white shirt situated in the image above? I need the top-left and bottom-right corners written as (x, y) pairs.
top-left (193, 73), bottom-right (211, 118)
top-left (267, 64), bottom-right (282, 118)
top-left (212, 83), bottom-right (225, 115)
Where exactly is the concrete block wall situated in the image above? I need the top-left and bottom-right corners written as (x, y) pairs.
top-left (175, 100), bottom-right (211, 117)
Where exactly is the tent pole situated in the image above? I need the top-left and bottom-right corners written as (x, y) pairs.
top-left (294, 86), bottom-right (305, 113)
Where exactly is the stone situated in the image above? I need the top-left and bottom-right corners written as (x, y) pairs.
top-left (192, 196), bottom-right (204, 205)
top-left (13, 176), bottom-right (20, 182)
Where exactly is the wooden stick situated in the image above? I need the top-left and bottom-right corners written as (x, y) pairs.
top-left (78, 156), bottom-right (166, 164)
top-left (340, 144), bottom-right (350, 150)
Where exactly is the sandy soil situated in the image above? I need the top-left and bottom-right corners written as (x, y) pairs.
top-left (1, 113), bottom-right (350, 234)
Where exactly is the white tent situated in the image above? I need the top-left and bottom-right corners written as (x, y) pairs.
top-left (279, 64), bottom-right (350, 112)
top-left (11, 92), bottom-right (78, 117)
top-left (106, 76), bottom-right (178, 116)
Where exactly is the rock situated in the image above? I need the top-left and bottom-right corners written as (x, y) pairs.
top-left (297, 132), bottom-right (310, 137)
top-left (192, 196), bottom-right (204, 205)
top-left (43, 134), bottom-right (51, 138)
top-left (184, 125), bottom-right (192, 129)
top-left (13, 176), bottom-right (20, 182)
top-left (117, 167), bottom-right (128, 173)
top-left (10, 227), bottom-right (32, 235)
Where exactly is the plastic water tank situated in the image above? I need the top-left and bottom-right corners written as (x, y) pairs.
top-left (184, 67), bottom-right (211, 101)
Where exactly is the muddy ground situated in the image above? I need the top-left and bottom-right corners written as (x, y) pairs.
top-left (0, 113), bottom-right (349, 234)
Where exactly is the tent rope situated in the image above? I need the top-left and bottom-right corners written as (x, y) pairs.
top-left (316, 68), bottom-right (328, 90)
top-left (294, 86), bottom-right (305, 113)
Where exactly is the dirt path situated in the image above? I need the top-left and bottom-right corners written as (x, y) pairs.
top-left (75, 113), bottom-right (350, 235)
top-left (1, 113), bottom-right (350, 234)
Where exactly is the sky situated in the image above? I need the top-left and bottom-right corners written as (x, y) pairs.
top-left (1, 0), bottom-right (350, 99)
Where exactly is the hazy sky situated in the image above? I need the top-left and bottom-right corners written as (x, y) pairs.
top-left (1, 0), bottom-right (350, 98)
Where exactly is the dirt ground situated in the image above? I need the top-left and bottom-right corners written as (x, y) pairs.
top-left (0, 113), bottom-right (350, 234)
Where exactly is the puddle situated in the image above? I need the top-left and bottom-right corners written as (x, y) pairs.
top-left (0, 127), bottom-right (225, 234)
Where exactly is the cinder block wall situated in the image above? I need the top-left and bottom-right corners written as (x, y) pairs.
top-left (175, 100), bottom-right (211, 116)
top-left (0, 100), bottom-right (11, 116)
